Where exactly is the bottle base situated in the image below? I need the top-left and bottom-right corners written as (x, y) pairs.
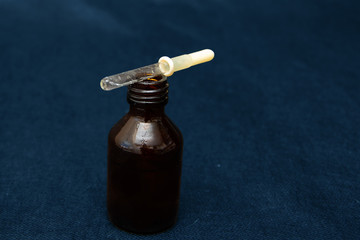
top-left (108, 212), bottom-right (177, 235)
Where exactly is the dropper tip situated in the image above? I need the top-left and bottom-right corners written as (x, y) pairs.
top-left (100, 77), bottom-right (111, 91)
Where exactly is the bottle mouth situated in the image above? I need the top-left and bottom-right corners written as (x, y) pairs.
top-left (127, 75), bottom-right (169, 104)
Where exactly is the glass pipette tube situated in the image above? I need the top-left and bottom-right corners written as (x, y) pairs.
top-left (100, 63), bottom-right (163, 91)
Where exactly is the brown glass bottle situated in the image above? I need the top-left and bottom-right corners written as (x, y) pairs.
top-left (107, 76), bottom-right (183, 234)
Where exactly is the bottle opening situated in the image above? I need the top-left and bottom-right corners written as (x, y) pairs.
top-left (127, 75), bottom-right (169, 104)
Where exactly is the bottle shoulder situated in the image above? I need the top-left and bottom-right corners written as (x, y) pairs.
top-left (109, 113), bottom-right (182, 154)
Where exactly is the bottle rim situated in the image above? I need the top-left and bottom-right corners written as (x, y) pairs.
top-left (127, 75), bottom-right (168, 104)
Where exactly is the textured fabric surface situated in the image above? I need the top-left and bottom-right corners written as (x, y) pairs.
top-left (1, 0), bottom-right (360, 239)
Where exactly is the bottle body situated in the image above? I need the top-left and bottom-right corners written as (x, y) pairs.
top-left (107, 78), bottom-right (183, 234)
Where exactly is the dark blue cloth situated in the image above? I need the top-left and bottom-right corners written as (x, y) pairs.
top-left (1, 0), bottom-right (359, 239)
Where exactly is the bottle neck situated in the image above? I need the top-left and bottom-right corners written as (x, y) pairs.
top-left (129, 105), bottom-right (165, 117)
top-left (127, 76), bottom-right (168, 118)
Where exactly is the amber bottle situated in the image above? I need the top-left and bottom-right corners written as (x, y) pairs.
top-left (107, 76), bottom-right (183, 234)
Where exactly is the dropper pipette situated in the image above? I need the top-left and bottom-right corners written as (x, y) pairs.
top-left (100, 49), bottom-right (214, 91)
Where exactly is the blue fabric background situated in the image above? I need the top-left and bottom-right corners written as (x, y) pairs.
top-left (1, 0), bottom-right (359, 239)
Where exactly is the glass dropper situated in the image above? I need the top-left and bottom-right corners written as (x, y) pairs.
top-left (100, 49), bottom-right (215, 91)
